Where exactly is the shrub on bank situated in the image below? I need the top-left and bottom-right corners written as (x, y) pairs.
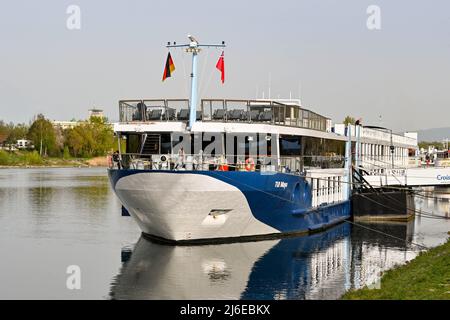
top-left (0, 150), bottom-right (14, 165)
top-left (23, 151), bottom-right (43, 165)
top-left (0, 150), bottom-right (43, 166)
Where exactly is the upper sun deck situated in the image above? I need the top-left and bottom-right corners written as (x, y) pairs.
top-left (118, 98), bottom-right (332, 132)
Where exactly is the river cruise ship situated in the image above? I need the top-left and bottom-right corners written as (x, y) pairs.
top-left (107, 96), bottom-right (417, 243)
top-left (107, 36), bottom-right (417, 243)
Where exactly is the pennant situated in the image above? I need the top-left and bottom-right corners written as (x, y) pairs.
top-left (216, 51), bottom-right (225, 84)
top-left (162, 52), bottom-right (175, 81)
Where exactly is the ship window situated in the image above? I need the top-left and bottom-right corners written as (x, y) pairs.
top-left (302, 136), bottom-right (345, 168)
top-left (223, 133), bottom-right (271, 169)
top-left (161, 133), bottom-right (171, 154)
top-left (234, 134), bottom-right (259, 157)
top-left (280, 135), bottom-right (301, 156)
top-left (125, 134), bottom-right (140, 154)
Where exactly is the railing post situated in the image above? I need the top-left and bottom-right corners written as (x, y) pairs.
top-left (140, 100), bottom-right (145, 121)
top-left (224, 100), bottom-right (228, 122)
top-left (270, 101), bottom-right (274, 125)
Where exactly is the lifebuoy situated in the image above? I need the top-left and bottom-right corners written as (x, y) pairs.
top-left (219, 164), bottom-right (229, 171)
top-left (245, 157), bottom-right (255, 171)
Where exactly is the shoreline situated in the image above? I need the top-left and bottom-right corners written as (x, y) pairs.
top-left (0, 164), bottom-right (108, 169)
top-left (0, 154), bottom-right (109, 169)
top-left (341, 238), bottom-right (450, 300)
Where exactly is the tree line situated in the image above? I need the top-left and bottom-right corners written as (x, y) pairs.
top-left (417, 141), bottom-right (446, 151)
top-left (0, 114), bottom-right (115, 158)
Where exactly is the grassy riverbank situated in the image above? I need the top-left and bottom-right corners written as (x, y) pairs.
top-left (342, 239), bottom-right (450, 300)
top-left (0, 150), bottom-right (108, 168)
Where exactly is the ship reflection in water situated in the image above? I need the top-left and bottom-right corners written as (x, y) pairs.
top-left (110, 220), bottom-right (421, 300)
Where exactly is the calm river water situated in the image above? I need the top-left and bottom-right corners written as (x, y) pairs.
top-left (0, 168), bottom-right (449, 299)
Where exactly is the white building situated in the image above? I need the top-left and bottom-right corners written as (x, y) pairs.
top-left (88, 108), bottom-right (105, 119)
top-left (51, 120), bottom-right (80, 130)
top-left (52, 108), bottom-right (106, 130)
top-left (16, 139), bottom-right (34, 150)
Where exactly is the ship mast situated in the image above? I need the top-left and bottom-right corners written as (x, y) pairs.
top-left (166, 35), bottom-right (226, 130)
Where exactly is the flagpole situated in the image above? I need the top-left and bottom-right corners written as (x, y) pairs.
top-left (189, 47), bottom-right (199, 129)
top-left (166, 35), bottom-right (226, 130)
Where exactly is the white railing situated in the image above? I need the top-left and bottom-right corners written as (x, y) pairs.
top-left (309, 175), bottom-right (345, 208)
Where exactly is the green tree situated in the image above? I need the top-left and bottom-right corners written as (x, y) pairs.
top-left (63, 145), bottom-right (71, 159)
top-left (6, 123), bottom-right (29, 144)
top-left (343, 116), bottom-right (356, 125)
top-left (64, 127), bottom-right (84, 157)
top-left (0, 121), bottom-right (9, 145)
top-left (64, 116), bottom-right (114, 157)
top-left (418, 141), bottom-right (444, 150)
top-left (0, 121), bottom-right (30, 147)
top-left (0, 120), bottom-right (8, 135)
top-left (27, 114), bottom-right (57, 156)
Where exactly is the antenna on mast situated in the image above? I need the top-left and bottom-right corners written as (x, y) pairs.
top-left (166, 35), bottom-right (226, 130)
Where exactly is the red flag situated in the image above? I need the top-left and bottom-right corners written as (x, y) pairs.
top-left (216, 51), bottom-right (225, 84)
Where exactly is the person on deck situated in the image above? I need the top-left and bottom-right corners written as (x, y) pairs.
top-left (175, 147), bottom-right (185, 169)
top-left (112, 151), bottom-right (122, 169)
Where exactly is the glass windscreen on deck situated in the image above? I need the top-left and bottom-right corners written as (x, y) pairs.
top-left (280, 135), bottom-right (345, 170)
top-left (118, 99), bottom-right (329, 132)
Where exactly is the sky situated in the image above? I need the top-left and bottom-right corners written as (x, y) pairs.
top-left (0, 0), bottom-right (449, 132)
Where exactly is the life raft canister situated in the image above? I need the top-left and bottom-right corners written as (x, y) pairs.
top-left (245, 157), bottom-right (255, 171)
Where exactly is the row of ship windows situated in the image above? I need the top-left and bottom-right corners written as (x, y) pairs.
top-left (358, 143), bottom-right (410, 157)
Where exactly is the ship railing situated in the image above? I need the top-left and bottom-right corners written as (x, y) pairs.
top-left (308, 175), bottom-right (346, 207)
top-left (119, 99), bottom-right (190, 122)
top-left (279, 155), bottom-right (345, 172)
top-left (408, 156), bottom-right (450, 168)
top-left (109, 153), bottom-right (345, 172)
top-left (407, 156), bottom-right (422, 168)
top-left (201, 99), bottom-right (328, 131)
top-left (110, 153), bottom-right (278, 171)
top-left (118, 99), bottom-right (329, 132)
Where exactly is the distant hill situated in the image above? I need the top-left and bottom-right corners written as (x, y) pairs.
top-left (416, 127), bottom-right (450, 142)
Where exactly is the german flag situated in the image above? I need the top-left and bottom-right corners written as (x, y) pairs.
top-left (162, 52), bottom-right (175, 81)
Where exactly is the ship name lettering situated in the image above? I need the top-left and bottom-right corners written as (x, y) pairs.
top-left (275, 181), bottom-right (288, 189)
